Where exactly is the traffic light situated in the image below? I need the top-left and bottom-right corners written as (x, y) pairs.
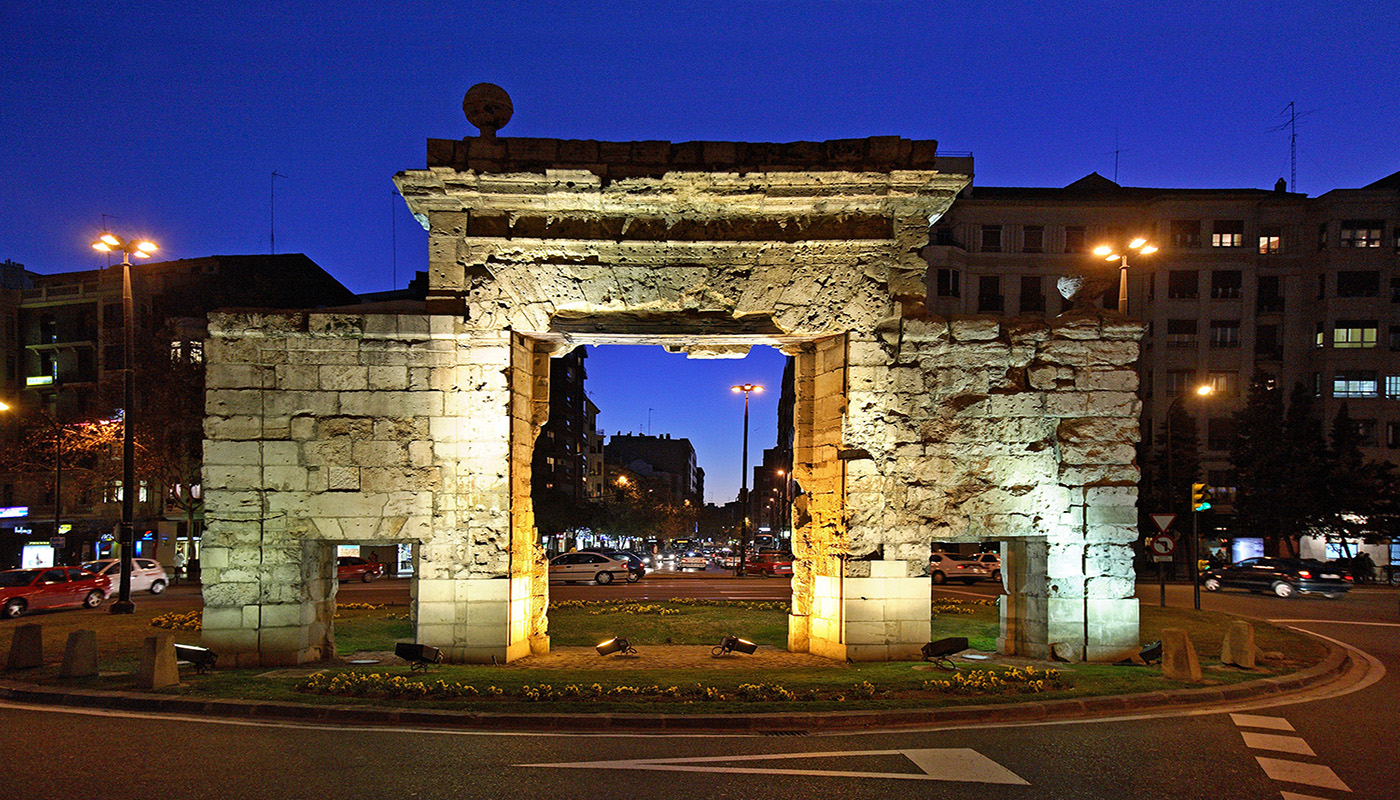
top-left (1191, 482), bottom-right (1211, 512)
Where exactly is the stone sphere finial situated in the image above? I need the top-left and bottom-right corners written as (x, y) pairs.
top-left (463, 83), bottom-right (513, 139)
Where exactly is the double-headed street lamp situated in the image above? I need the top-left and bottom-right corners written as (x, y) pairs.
top-left (1093, 237), bottom-right (1157, 315)
top-left (92, 232), bottom-right (157, 614)
top-left (731, 383), bottom-right (763, 576)
top-left (1164, 383), bottom-right (1214, 610)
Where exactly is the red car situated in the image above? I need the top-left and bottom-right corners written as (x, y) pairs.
top-left (336, 556), bottom-right (384, 582)
top-left (0, 567), bottom-right (111, 618)
top-left (745, 552), bottom-right (794, 577)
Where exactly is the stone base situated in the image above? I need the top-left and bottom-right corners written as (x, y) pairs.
top-left (796, 561), bottom-right (931, 662)
top-left (416, 575), bottom-right (542, 664)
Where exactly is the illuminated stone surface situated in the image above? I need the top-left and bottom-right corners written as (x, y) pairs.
top-left (201, 127), bottom-right (1142, 665)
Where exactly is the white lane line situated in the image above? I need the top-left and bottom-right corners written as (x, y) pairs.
top-left (1230, 713), bottom-right (1295, 731)
top-left (1240, 731), bottom-right (1316, 756)
top-left (1268, 620), bottom-right (1400, 627)
top-left (517, 747), bottom-right (1030, 785)
top-left (1255, 757), bottom-right (1351, 792)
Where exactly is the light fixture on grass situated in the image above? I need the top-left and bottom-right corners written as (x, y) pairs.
top-left (920, 636), bottom-right (968, 670)
top-left (173, 643), bottom-right (218, 674)
top-left (595, 636), bottom-right (637, 656)
top-left (395, 642), bottom-right (444, 671)
top-left (712, 634), bottom-right (758, 657)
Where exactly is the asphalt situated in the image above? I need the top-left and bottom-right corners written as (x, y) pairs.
top-left (0, 637), bottom-right (1354, 734)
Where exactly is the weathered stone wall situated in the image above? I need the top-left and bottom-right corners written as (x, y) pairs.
top-left (200, 311), bottom-right (548, 665)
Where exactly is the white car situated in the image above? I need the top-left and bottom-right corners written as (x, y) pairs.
top-left (929, 553), bottom-right (993, 585)
top-left (81, 558), bottom-right (169, 597)
top-left (974, 552), bottom-right (1002, 581)
top-left (548, 552), bottom-right (631, 585)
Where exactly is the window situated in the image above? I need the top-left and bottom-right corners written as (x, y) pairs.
top-left (1206, 418), bottom-right (1234, 452)
top-left (1166, 319), bottom-right (1198, 348)
top-left (1258, 225), bottom-right (1282, 254)
top-left (1019, 276), bottom-right (1044, 313)
top-left (1391, 277), bottom-right (1400, 303)
top-left (1336, 271), bottom-right (1381, 297)
top-left (1257, 275), bottom-right (1282, 312)
top-left (1208, 371), bottom-right (1238, 395)
top-left (980, 225), bottom-right (1003, 252)
top-left (1212, 220), bottom-right (1244, 247)
top-left (1386, 376), bottom-right (1400, 400)
top-left (1333, 320), bottom-right (1378, 348)
top-left (1340, 220), bottom-right (1384, 248)
top-left (1391, 326), bottom-right (1400, 351)
top-left (1332, 270), bottom-right (1377, 298)
top-left (977, 276), bottom-right (1003, 312)
top-left (1387, 422), bottom-right (1400, 449)
top-left (1211, 270), bottom-right (1242, 299)
top-left (933, 227), bottom-right (958, 246)
top-left (935, 268), bottom-right (960, 298)
top-left (1023, 225), bottom-right (1044, 253)
top-left (1171, 220), bottom-right (1202, 248)
top-left (1354, 420), bottom-right (1377, 445)
top-left (1318, 222), bottom-right (1329, 250)
top-left (1167, 270), bottom-right (1199, 299)
top-left (1206, 471), bottom-right (1237, 505)
top-left (1064, 226), bottom-right (1086, 253)
top-left (1255, 324), bottom-right (1280, 359)
top-left (1333, 371), bottom-right (1378, 398)
top-left (1166, 370), bottom-right (1195, 394)
top-left (1209, 320), bottom-right (1241, 349)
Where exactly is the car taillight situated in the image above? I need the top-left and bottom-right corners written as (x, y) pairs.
top-left (1344, 575), bottom-right (1353, 582)
top-left (1297, 570), bottom-right (1311, 579)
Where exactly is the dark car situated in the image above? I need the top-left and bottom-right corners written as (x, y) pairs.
top-left (336, 556), bottom-right (384, 582)
top-left (1201, 557), bottom-right (1352, 598)
top-left (579, 549), bottom-right (645, 583)
top-left (0, 567), bottom-right (111, 618)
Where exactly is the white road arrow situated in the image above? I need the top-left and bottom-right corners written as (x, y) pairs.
top-left (517, 747), bottom-right (1029, 785)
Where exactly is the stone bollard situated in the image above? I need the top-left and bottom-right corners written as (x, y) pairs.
top-left (1220, 620), bottom-right (1257, 669)
top-left (60, 630), bottom-right (99, 678)
top-left (138, 634), bottom-right (179, 689)
top-left (5, 623), bottom-right (43, 670)
top-left (1160, 627), bottom-right (1202, 682)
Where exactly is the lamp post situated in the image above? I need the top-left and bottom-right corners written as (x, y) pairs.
top-left (731, 383), bottom-right (763, 576)
top-left (92, 232), bottom-right (157, 614)
top-left (1164, 383), bottom-right (1213, 610)
top-left (1094, 237), bottom-right (1158, 315)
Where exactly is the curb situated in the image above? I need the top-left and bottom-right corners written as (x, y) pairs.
top-left (0, 638), bottom-right (1352, 734)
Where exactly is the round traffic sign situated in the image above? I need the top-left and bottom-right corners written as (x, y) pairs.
top-left (1148, 535), bottom-right (1177, 557)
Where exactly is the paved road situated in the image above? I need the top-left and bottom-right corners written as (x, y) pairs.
top-left (5, 576), bottom-right (1395, 799)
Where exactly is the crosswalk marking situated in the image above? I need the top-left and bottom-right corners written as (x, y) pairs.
top-left (1239, 732), bottom-right (1315, 756)
top-left (518, 748), bottom-right (1030, 785)
top-left (1230, 713), bottom-right (1295, 731)
top-left (1255, 757), bottom-right (1351, 792)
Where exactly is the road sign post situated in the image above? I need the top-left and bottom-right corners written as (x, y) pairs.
top-left (1148, 514), bottom-right (1178, 608)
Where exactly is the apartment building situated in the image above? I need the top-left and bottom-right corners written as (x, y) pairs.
top-left (924, 169), bottom-right (1400, 523)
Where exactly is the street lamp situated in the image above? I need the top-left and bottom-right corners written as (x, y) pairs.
top-left (731, 383), bottom-right (763, 576)
top-left (1093, 237), bottom-right (1157, 315)
top-left (1163, 383), bottom-right (1213, 610)
top-left (92, 231), bottom-right (157, 614)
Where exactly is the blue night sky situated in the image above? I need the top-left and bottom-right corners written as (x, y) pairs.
top-left (4, 1), bottom-right (1397, 503)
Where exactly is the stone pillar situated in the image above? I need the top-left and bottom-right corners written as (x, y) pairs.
top-left (999, 538), bottom-right (1048, 656)
top-left (788, 334), bottom-right (931, 661)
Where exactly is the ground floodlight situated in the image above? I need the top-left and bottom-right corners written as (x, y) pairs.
top-left (173, 644), bottom-right (218, 674)
top-left (712, 635), bottom-right (759, 657)
top-left (595, 636), bottom-right (636, 656)
top-left (921, 636), bottom-right (968, 670)
top-left (395, 642), bottom-right (444, 671)
top-left (1139, 640), bottom-right (1162, 664)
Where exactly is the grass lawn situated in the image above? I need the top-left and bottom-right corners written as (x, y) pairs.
top-left (0, 596), bottom-right (1328, 715)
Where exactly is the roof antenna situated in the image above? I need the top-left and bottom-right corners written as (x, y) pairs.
top-left (1268, 103), bottom-right (1316, 194)
top-left (270, 171), bottom-right (288, 254)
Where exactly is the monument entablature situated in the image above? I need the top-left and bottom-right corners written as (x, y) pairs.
top-left (200, 85), bottom-right (1143, 668)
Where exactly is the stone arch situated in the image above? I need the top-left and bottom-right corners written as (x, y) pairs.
top-left (200, 127), bottom-right (1143, 666)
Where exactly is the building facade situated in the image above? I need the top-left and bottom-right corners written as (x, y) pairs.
top-left (925, 170), bottom-right (1400, 543)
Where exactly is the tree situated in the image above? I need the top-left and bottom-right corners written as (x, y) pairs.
top-left (1229, 372), bottom-right (1288, 550)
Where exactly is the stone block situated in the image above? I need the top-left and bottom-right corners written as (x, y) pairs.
top-left (60, 630), bottom-right (99, 678)
top-left (138, 634), bottom-right (180, 689)
top-left (1160, 627), bottom-right (1202, 682)
top-left (5, 623), bottom-right (43, 670)
top-left (1221, 620), bottom-right (1257, 669)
